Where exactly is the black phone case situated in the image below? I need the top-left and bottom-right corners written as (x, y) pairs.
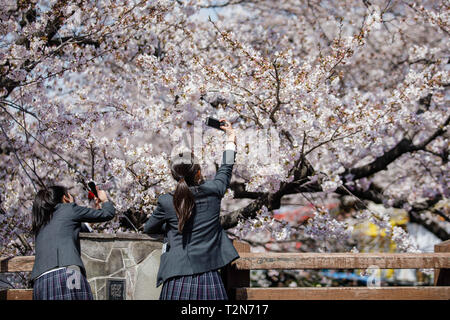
top-left (206, 117), bottom-right (225, 130)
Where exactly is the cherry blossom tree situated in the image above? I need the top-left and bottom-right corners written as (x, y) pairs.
top-left (1, 0), bottom-right (449, 287)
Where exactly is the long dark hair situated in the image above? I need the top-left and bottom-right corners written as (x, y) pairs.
top-left (32, 185), bottom-right (68, 235)
top-left (170, 152), bottom-right (201, 233)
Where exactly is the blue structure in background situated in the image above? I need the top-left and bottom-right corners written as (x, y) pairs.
top-left (319, 270), bottom-right (369, 284)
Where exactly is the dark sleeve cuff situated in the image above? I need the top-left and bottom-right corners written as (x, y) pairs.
top-left (222, 149), bottom-right (236, 165)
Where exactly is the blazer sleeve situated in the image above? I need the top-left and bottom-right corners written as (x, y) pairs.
top-left (143, 198), bottom-right (166, 234)
top-left (204, 149), bottom-right (236, 197)
top-left (71, 201), bottom-right (116, 223)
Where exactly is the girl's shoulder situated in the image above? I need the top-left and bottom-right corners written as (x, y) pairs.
top-left (54, 202), bottom-right (83, 215)
top-left (196, 180), bottom-right (222, 197)
top-left (157, 193), bottom-right (173, 205)
top-left (50, 203), bottom-right (77, 221)
top-left (54, 202), bottom-right (76, 211)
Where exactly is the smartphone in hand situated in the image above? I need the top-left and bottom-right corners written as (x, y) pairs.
top-left (87, 181), bottom-right (98, 199)
top-left (205, 117), bottom-right (226, 131)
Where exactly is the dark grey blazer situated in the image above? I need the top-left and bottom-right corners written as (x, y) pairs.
top-left (144, 150), bottom-right (239, 287)
top-left (31, 201), bottom-right (116, 281)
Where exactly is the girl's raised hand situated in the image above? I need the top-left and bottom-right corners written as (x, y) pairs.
top-left (219, 119), bottom-right (236, 143)
top-left (96, 188), bottom-right (109, 203)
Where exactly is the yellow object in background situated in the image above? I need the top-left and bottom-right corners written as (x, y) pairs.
top-left (360, 209), bottom-right (409, 238)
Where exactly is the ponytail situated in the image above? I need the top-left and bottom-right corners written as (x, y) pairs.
top-left (170, 152), bottom-right (202, 233)
top-left (173, 177), bottom-right (196, 233)
top-left (32, 185), bottom-right (68, 235)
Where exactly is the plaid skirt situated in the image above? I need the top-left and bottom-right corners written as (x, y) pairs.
top-left (160, 270), bottom-right (228, 300)
top-left (33, 267), bottom-right (93, 300)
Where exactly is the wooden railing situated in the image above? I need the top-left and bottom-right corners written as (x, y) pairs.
top-left (222, 239), bottom-right (450, 300)
top-left (1, 240), bottom-right (450, 300)
top-left (0, 256), bottom-right (34, 300)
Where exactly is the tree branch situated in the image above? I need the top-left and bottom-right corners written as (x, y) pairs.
top-left (345, 114), bottom-right (449, 180)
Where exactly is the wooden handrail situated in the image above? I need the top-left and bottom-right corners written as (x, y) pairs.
top-left (0, 289), bottom-right (33, 300)
top-left (0, 256), bottom-right (34, 272)
top-left (232, 252), bottom-right (450, 270)
top-left (236, 287), bottom-right (450, 300)
top-left (1, 240), bottom-right (450, 300)
top-left (2, 252), bottom-right (450, 273)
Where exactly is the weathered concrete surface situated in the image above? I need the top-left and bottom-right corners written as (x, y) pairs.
top-left (80, 232), bottom-right (163, 300)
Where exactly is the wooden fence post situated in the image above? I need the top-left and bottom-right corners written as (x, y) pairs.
top-left (434, 239), bottom-right (450, 286)
top-left (222, 241), bottom-right (250, 300)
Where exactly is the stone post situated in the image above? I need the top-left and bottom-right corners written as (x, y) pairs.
top-left (80, 232), bottom-right (163, 300)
